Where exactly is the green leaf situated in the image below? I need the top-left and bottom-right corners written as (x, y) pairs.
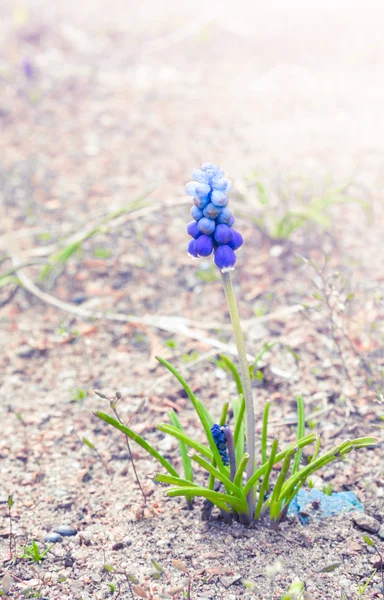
top-left (155, 474), bottom-right (199, 487)
top-left (255, 438), bottom-right (278, 519)
top-left (256, 182), bottom-right (269, 205)
top-left (157, 424), bottom-right (212, 460)
top-left (0, 275), bottom-right (19, 288)
top-left (151, 559), bottom-right (164, 573)
top-left (190, 454), bottom-right (247, 506)
top-left (7, 495), bottom-right (14, 508)
top-left (94, 247), bottom-right (112, 259)
top-left (292, 395), bottom-right (305, 475)
top-left (243, 433), bottom-right (317, 496)
top-left (168, 410), bottom-right (194, 498)
top-left (318, 562), bottom-right (341, 573)
top-left (279, 438), bottom-right (376, 502)
top-left (253, 342), bottom-right (275, 368)
top-left (218, 355), bottom-right (243, 396)
top-left (96, 411), bottom-right (179, 477)
top-left (197, 400), bottom-right (215, 429)
top-left (233, 453), bottom-right (249, 488)
top-left (349, 436), bottom-right (376, 448)
top-left (261, 400), bottom-right (270, 465)
top-left (82, 437), bottom-right (95, 450)
top-left (156, 357), bottom-right (225, 472)
top-left (363, 535), bottom-right (375, 547)
top-left (219, 401), bottom-right (229, 427)
top-left (269, 451), bottom-right (295, 521)
top-left (166, 487), bottom-right (245, 513)
top-left (233, 395), bottom-right (245, 462)
top-left (39, 241), bottom-right (82, 281)
top-left (164, 339), bottom-right (177, 349)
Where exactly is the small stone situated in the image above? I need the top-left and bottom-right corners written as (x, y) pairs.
top-left (157, 437), bottom-right (175, 452)
top-left (56, 499), bottom-right (74, 510)
top-left (339, 577), bottom-right (352, 589)
top-left (219, 575), bottom-right (242, 589)
top-left (352, 513), bottom-right (380, 534)
top-left (92, 573), bottom-right (102, 583)
top-left (378, 526), bottom-right (384, 540)
top-left (44, 532), bottom-right (62, 543)
top-left (79, 531), bottom-right (92, 546)
top-left (112, 541), bottom-right (125, 551)
top-left (306, 475), bottom-right (324, 490)
top-left (64, 557), bottom-right (74, 568)
top-left (371, 556), bottom-right (384, 569)
top-left (54, 525), bottom-right (77, 537)
top-left (348, 541), bottom-right (362, 554)
top-left (269, 245), bottom-right (284, 257)
top-left (17, 345), bottom-right (38, 359)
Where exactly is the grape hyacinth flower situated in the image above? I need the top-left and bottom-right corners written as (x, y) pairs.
top-left (187, 162), bottom-right (256, 521)
top-left (185, 163), bottom-right (243, 272)
top-left (211, 424), bottom-right (229, 466)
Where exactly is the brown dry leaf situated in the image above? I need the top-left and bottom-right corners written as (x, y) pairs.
top-left (132, 584), bottom-right (148, 598)
top-left (2, 573), bottom-right (12, 594)
top-left (161, 398), bottom-right (183, 411)
top-left (206, 567), bottom-right (232, 576)
top-left (173, 559), bottom-right (189, 574)
top-left (81, 258), bottom-right (109, 270)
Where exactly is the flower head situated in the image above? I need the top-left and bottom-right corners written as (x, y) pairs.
top-left (211, 424), bottom-right (229, 466)
top-left (186, 163), bottom-right (243, 271)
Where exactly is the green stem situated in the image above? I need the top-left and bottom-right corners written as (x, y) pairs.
top-left (221, 271), bottom-right (255, 518)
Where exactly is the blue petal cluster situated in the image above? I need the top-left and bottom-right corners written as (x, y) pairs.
top-left (211, 424), bottom-right (229, 466)
top-left (186, 163), bottom-right (243, 271)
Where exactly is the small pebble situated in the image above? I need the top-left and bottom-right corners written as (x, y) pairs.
top-left (44, 532), bottom-right (62, 543)
top-left (352, 513), bottom-right (380, 534)
top-left (54, 525), bottom-right (77, 537)
top-left (112, 541), bottom-right (125, 551)
top-left (339, 577), bottom-right (352, 589)
top-left (219, 575), bottom-right (242, 589)
top-left (378, 525), bottom-right (384, 540)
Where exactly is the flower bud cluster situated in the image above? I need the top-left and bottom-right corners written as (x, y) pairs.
top-left (211, 424), bottom-right (229, 466)
top-left (185, 163), bottom-right (243, 271)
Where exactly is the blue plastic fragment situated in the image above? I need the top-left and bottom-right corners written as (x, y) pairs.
top-left (287, 489), bottom-right (364, 525)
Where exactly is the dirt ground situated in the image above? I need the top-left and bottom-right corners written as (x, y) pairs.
top-left (1, 1), bottom-right (384, 599)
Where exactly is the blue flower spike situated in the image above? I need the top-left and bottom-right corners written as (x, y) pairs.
top-left (186, 163), bottom-right (243, 272)
top-left (211, 424), bottom-right (229, 466)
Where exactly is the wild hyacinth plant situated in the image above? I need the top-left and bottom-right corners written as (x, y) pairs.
top-left (96, 163), bottom-right (375, 526)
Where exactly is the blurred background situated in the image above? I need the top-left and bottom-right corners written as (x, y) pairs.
top-left (1, 0), bottom-right (383, 374)
top-left (2, 0), bottom-right (384, 183)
